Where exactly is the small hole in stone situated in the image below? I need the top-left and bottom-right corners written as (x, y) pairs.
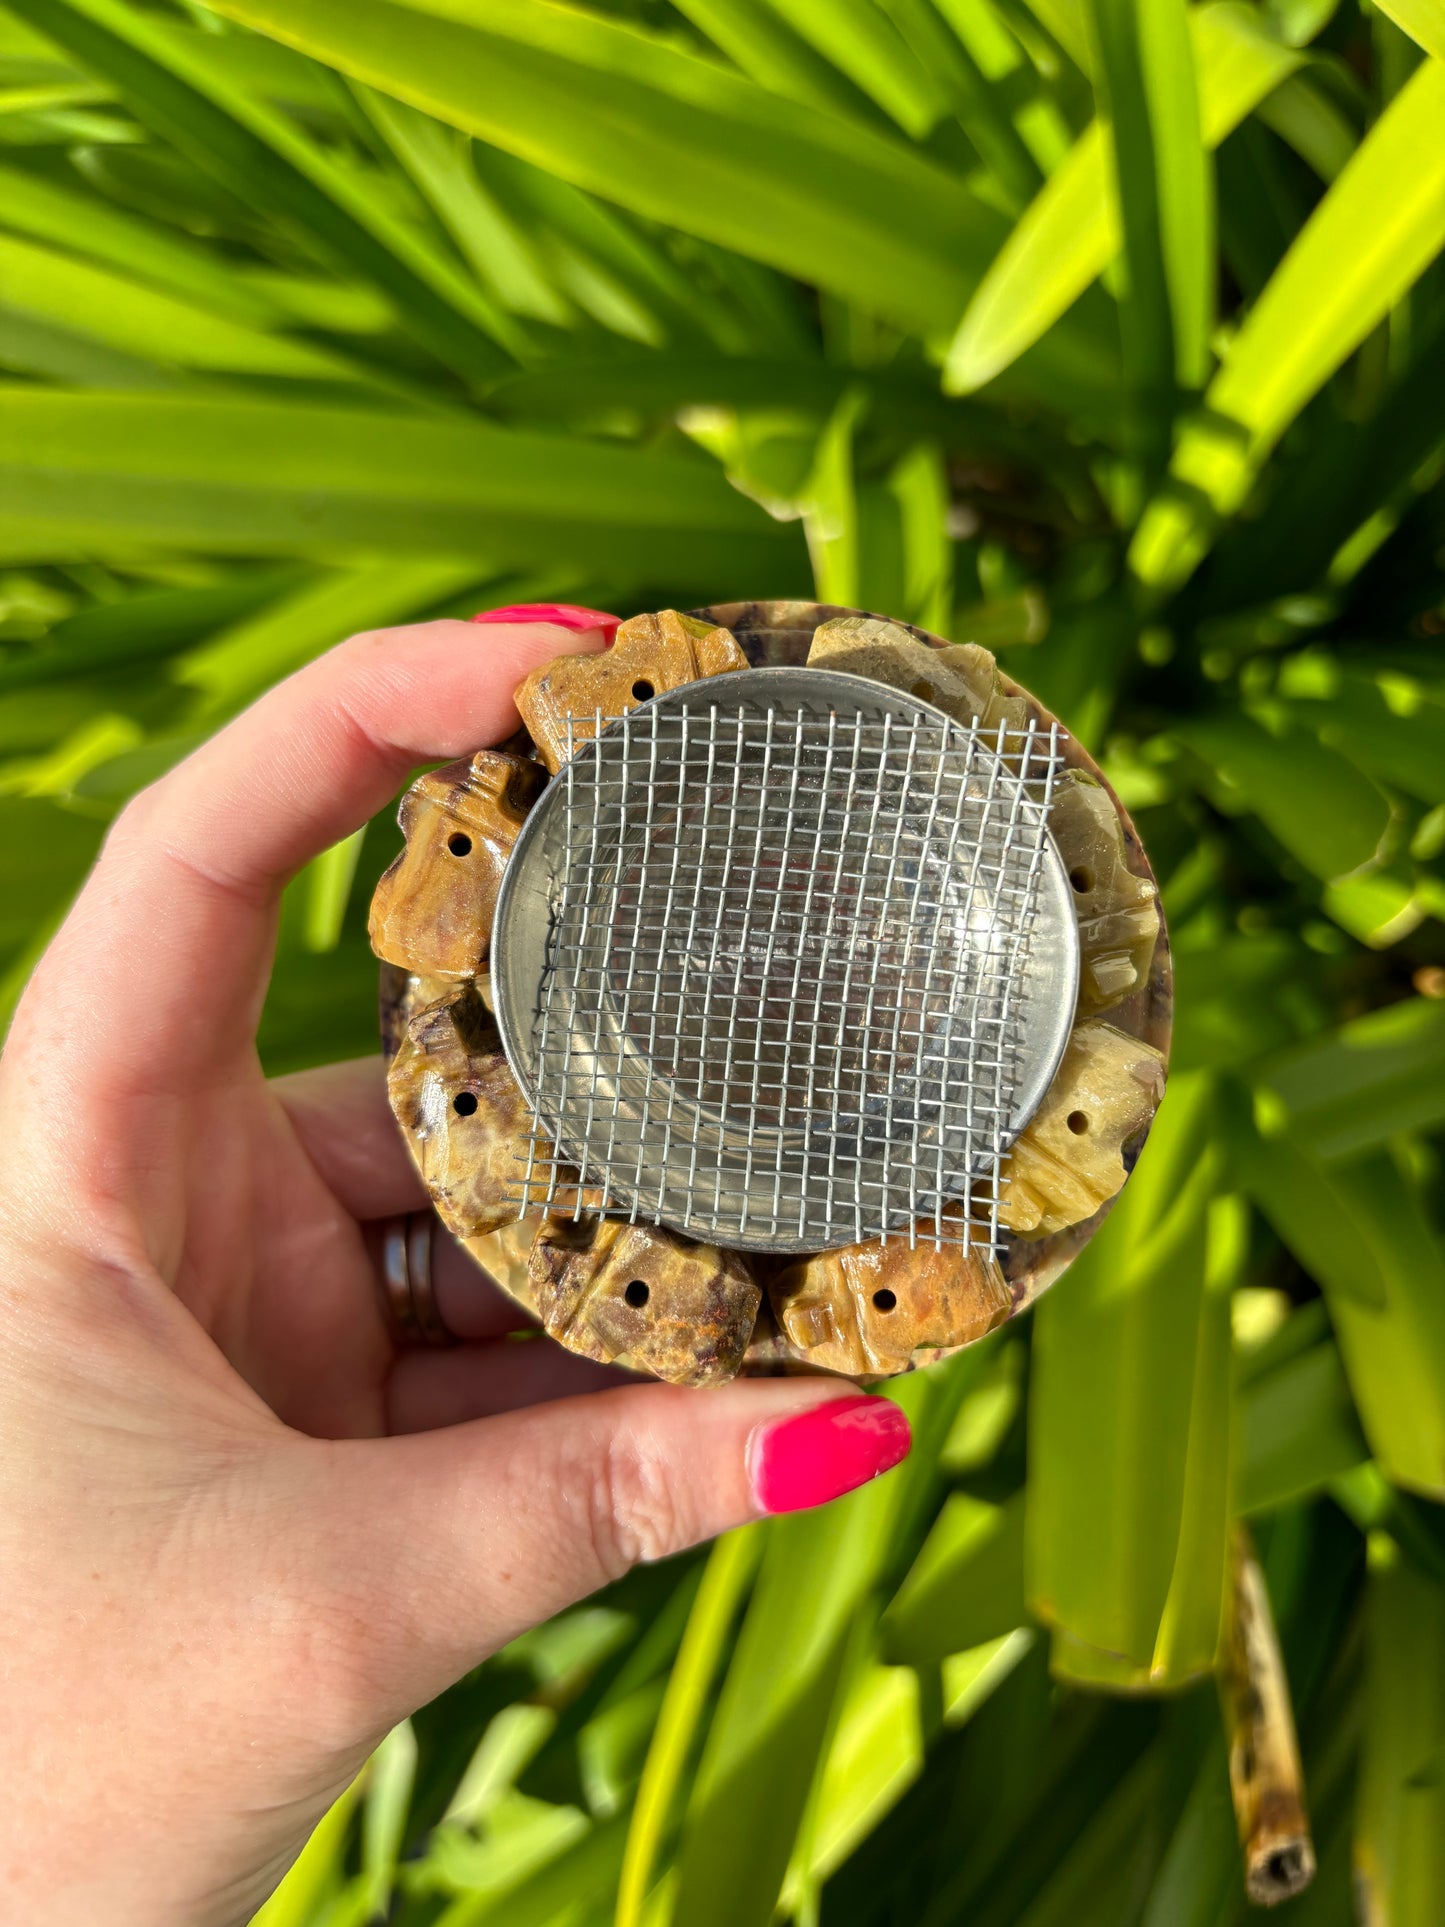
top-left (624, 1278), bottom-right (650, 1309)
top-left (447, 832), bottom-right (473, 857)
top-left (631, 679), bottom-right (655, 702)
top-left (873, 1288), bottom-right (898, 1311)
top-left (911, 680), bottom-right (936, 704)
top-left (1069, 865), bottom-right (1093, 893)
top-left (453, 1090), bottom-right (479, 1116)
top-left (1067, 1110), bottom-right (1089, 1135)
top-left (1265, 1848), bottom-right (1301, 1888)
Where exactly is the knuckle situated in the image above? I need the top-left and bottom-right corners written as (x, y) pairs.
top-left (586, 1428), bottom-right (692, 1577)
top-left (101, 787), bottom-right (164, 865)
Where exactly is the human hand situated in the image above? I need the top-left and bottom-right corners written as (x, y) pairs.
top-left (0, 608), bottom-right (911, 1926)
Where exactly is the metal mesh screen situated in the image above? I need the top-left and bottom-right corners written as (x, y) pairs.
top-left (502, 676), bottom-right (1070, 1254)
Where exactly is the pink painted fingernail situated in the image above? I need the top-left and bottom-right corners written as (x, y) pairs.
top-left (750, 1396), bottom-right (911, 1515)
top-left (471, 602), bottom-right (621, 637)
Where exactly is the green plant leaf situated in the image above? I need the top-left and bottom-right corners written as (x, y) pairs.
top-left (1028, 1074), bottom-right (1229, 1690)
top-left (1357, 1538), bottom-right (1445, 1926)
top-left (197, 0), bottom-right (1012, 341)
top-left (8, 0), bottom-right (519, 379)
top-left (1019, 0), bottom-right (1096, 71)
top-left (1133, 0), bottom-right (1213, 390)
top-left (1236, 1310), bottom-right (1370, 1516)
top-left (668, 0), bottom-right (882, 121)
top-left (1257, 997), bottom-right (1445, 1160)
top-left (361, 1721), bottom-right (417, 1915)
top-left (1232, 1084), bottom-right (1445, 1500)
top-left (944, 1), bottom-right (1297, 394)
top-left (615, 1527), bottom-right (760, 1927)
top-left (882, 0), bottom-right (1043, 208)
top-left (1285, 672), bottom-right (1445, 807)
top-left (0, 158), bottom-right (281, 323)
top-left (0, 389), bottom-right (803, 585)
top-left (1170, 709), bottom-right (1390, 883)
top-left (1130, 55), bottom-right (1445, 591)
top-left (777, 1659), bottom-right (925, 1908)
top-left (1086, 0), bottom-right (1207, 458)
top-left (352, 87), bottom-right (567, 331)
top-left (667, 1376), bottom-right (938, 1927)
top-left (1255, 71), bottom-right (1358, 180)
top-left (880, 1490), bottom-right (1026, 1665)
top-left (1302, 1152), bottom-right (1445, 1501)
top-left (1373, 0), bottom-right (1445, 61)
top-left (0, 229), bottom-right (382, 380)
top-left (761, 0), bottom-right (949, 138)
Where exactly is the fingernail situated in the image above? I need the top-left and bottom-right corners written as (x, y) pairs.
top-left (471, 602), bottom-right (621, 638)
top-left (749, 1396), bottom-right (911, 1515)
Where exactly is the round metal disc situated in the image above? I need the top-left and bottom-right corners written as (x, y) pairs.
top-left (492, 666), bottom-right (1080, 1252)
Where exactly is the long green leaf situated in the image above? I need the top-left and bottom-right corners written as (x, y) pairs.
top-left (1284, 672), bottom-right (1445, 807)
top-left (1028, 1074), bottom-right (1229, 1690)
top-left (762, 0), bottom-right (949, 137)
top-left (352, 86), bottom-right (568, 329)
top-left (777, 1659), bottom-right (925, 1908)
top-left (7, 0), bottom-right (518, 379)
top-left (1085, 0), bottom-right (1185, 463)
top-left (1233, 1087), bottom-right (1445, 1499)
top-left (1374, 0), bottom-right (1445, 61)
top-left (880, 1491), bottom-right (1027, 1666)
top-left (1357, 1538), bottom-right (1445, 1927)
top-left (1236, 1314), bottom-right (1369, 1516)
top-left (0, 389), bottom-right (802, 583)
top-left (0, 230), bottom-right (377, 379)
top-left (881, 0), bottom-right (1043, 208)
top-left (615, 1529), bottom-right (760, 1927)
top-left (1301, 1152), bottom-right (1445, 1501)
top-left (1134, 0), bottom-right (1212, 388)
top-left (1257, 997), bottom-right (1445, 1160)
top-left (944, 1), bottom-right (1298, 392)
top-left (669, 0), bottom-right (882, 122)
top-left (1130, 56), bottom-right (1445, 590)
top-left (1170, 709), bottom-right (1390, 884)
top-left (199, 0), bottom-right (1010, 339)
top-left (668, 1376), bottom-right (936, 1927)
top-left (0, 159), bottom-right (281, 323)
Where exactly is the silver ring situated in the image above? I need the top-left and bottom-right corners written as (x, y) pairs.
top-left (378, 1211), bottom-right (455, 1347)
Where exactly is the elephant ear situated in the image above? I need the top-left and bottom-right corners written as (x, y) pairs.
top-left (514, 609), bottom-right (747, 774)
top-left (368, 748), bottom-right (545, 978)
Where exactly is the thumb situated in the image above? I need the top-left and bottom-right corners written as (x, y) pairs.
top-left (313, 1380), bottom-right (910, 1717)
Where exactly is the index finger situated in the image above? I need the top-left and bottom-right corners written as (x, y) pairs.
top-left (5, 613), bottom-right (612, 1107)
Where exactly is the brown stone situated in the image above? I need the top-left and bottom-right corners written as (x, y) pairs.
top-left (369, 749), bottom-right (545, 978)
top-left (386, 983), bottom-right (539, 1241)
top-left (768, 1220), bottom-right (1012, 1377)
top-left (527, 1215), bottom-right (760, 1386)
top-left (998, 1022), bottom-right (1166, 1239)
top-left (1051, 776), bottom-right (1160, 1016)
top-left (807, 617), bottom-right (1033, 744)
top-left (514, 609), bottom-right (748, 774)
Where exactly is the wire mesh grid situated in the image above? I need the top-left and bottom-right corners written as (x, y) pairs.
top-left (507, 681), bottom-right (1068, 1254)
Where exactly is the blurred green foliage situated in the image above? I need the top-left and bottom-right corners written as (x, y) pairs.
top-left (2, 0), bottom-right (1444, 1919)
